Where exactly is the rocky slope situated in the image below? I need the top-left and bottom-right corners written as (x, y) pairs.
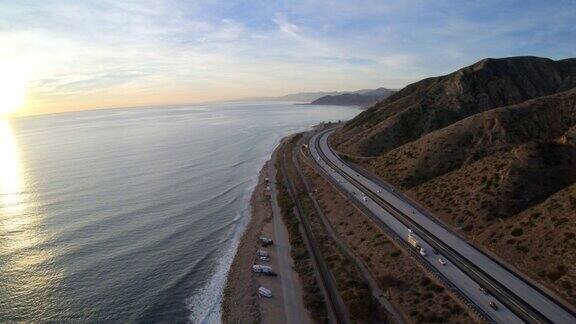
top-left (332, 56), bottom-right (576, 305)
top-left (333, 56), bottom-right (576, 156)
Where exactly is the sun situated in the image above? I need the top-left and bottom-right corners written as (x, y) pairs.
top-left (0, 64), bottom-right (27, 115)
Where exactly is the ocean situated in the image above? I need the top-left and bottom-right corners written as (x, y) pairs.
top-left (0, 102), bottom-right (359, 322)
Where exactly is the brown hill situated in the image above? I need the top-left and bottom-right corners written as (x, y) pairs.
top-left (367, 87), bottom-right (576, 189)
top-left (331, 56), bottom-right (576, 306)
top-left (333, 56), bottom-right (576, 156)
top-left (406, 142), bottom-right (576, 304)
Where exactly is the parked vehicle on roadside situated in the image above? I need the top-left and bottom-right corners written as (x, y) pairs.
top-left (259, 237), bottom-right (273, 247)
top-left (252, 265), bottom-right (273, 273)
top-left (258, 287), bottom-right (273, 298)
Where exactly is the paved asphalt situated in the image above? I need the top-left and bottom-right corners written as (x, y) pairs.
top-left (294, 142), bottom-right (406, 324)
top-left (309, 129), bottom-right (576, 324)
top-left (269, 154), bottom-right (310, 324)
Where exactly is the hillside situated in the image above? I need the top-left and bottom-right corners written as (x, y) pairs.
top-left (331, 56), bottom-right (576, 305)
top-left (310, 87), bottom-right (396, 107)
top-left (368, 87), bottom-right (576, 189)
top-left (333, 56), bottom-right (576, 156)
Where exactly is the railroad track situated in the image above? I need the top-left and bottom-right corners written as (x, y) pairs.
top-left (277, 143), bottom-right (350, 324)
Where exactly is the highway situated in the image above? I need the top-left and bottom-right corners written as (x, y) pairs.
top-left (293, 140), bottom-right (405, 324)
top-left (309, 128), bottom-right (576, 324)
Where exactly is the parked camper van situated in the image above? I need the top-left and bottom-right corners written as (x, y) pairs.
top-left (258, 287), bottom-right (273, 298)
top-left (259, 237), bottom-right (273, 247)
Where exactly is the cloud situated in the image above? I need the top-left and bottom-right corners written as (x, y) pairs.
top-left (1, 0), bottom-right (575, 115)
top-left (272, 13), bottom-right (301, 39)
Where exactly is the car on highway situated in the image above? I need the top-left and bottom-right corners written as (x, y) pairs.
top-left (438, 258), bottom-right (447, 265)
top-left (419, 248), bottom-right (427, 256)
top-left (432, 248), bottom-right (438, 255)
top-left (489, 301), bottom-right (498, 310)
top-left (479, 286), bottom-right (489, 295)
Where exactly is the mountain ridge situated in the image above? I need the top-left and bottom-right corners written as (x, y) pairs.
top-left (333, 56), bottom-right (576, 156)
top-left (331, 56), bottom-right (576, 305)
top-left (309, 87), bottom-right (396, 107)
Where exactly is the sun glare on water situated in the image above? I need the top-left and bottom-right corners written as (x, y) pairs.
top-left (0, 64), bottom-right (27, 115)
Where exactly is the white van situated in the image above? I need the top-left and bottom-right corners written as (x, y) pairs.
top-left (258, 287), bottom-right (273, 298)
top-left (252, 265), bottom-right (272, 273)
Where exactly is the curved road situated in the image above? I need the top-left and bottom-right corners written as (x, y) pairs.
top-left (309, 128), bottom-right (576, 324)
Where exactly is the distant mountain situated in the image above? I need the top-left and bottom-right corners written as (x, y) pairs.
top-left (240, 91), bottom-right (349, 102)
top-left (240, 87), bottom-right (396, 104)
top-left (310, 87), bottom-right (396, 107)
top-left (271, 91), bottom-right (347, 102)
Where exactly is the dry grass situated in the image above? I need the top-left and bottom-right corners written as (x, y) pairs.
top-left (301, 159), bottom-right (479, 323)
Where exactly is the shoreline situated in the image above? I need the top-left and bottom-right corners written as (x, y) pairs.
top-left (221, 137), bottom-right (313, 323)
top-left (221, 161), bottom-right (272, 323)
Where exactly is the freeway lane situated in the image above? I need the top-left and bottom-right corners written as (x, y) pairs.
top-left (310, 128), bottom-right (576, 324)
top-left (309, 130), bottom-right (519, 323)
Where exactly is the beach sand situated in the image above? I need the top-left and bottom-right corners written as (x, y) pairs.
top-left (221, 162), bottom-right (272, 323)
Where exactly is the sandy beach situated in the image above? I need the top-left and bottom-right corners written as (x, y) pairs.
top-left (221, 162), bottom-right (272, 323)
top-left (221, 141), bottom-right (312, 323)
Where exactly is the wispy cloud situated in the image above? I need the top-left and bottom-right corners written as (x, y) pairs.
top-left (1, 0), bottom-right (575, 115)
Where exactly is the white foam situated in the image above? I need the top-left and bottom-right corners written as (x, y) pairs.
top-left (185, 124), bottom-right (340, 323)
top-left (186, 169), bottom-right (259, 323)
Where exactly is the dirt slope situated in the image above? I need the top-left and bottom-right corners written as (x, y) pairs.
top-left (333, 56), bottom-right (576, 156)
top-left (331, 56), bottom-right (576, 306)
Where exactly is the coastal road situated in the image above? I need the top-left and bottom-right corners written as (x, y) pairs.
top-left (269, 151), bottom-right (310, 324)
top-left (293, 140), bottom-right (406, 324)
top-left (309, 128), bottom-right (576, 324)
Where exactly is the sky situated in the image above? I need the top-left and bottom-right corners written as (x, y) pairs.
top-left (1, 0), bottom-right (575, 117)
